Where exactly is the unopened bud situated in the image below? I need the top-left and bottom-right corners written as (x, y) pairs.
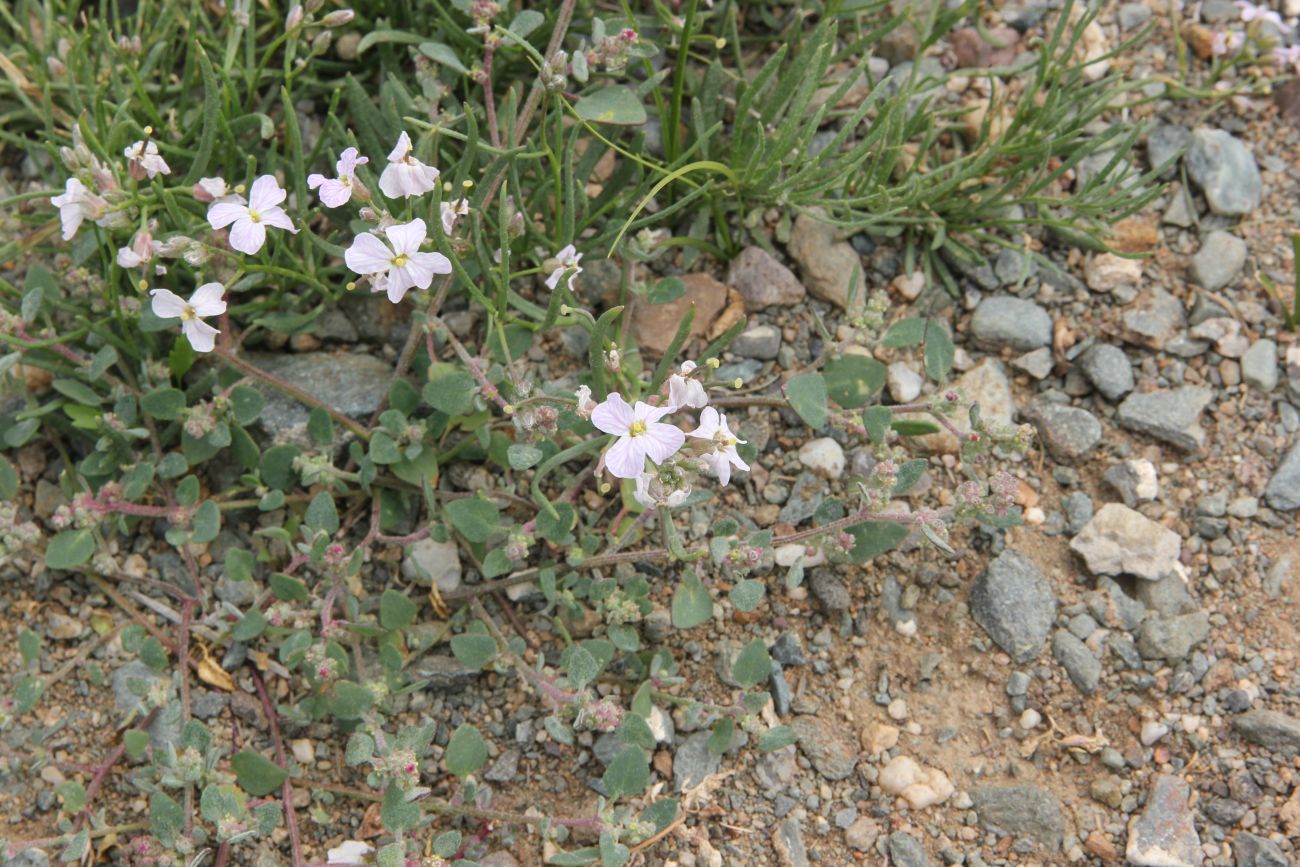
top-left (311, 30), bottom-right (333, 54)
top-left (285, 4), bottom-right (304, 28)
top-left (502, 404), bottom-right (515, 414)
top-left (321, 8), bottom-right (354, 26)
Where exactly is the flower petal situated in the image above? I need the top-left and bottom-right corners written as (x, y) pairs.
top-left (207, 201), bottom-right (247, 230)
top-left (386, 266), bottom-right (418, 302)
top-left (687, 406), bottom-right (719, 439)
top-left (317, 179), bottom-right (351, 208)
top-left (227, 217), bottom-right (266, 255)
top-left (410, 251), bottom-right (451, 280)
top-left (641, 423), bottom-right (685, 465)
top-left (248, 174), bottom-right (286, 211)
top-left (603, 435), bottom-right (646, 479)
top-left (591, 392), bottom-right (635, 435)
top-left (345, 232), bottom-right (393, 275)
top-left (189, 282), bottom-right (227, 317)
top-left (635, 401), bottom-right (677, 425)
top-left (387, 130), bottom-right (413, 163)
top-left (307, 173), bottom-right (327, 190)
top-left (384, 218), bottom-right (427, 255)
top-left (149, 288), bottom-right (187, 319)
top-left (183, 318), bottom-right (219, 353)
top-left (377, 164), bottom-right (404, 199)
top-left (259, 206), bottom-right (297, 232)
top-left (337, 147), bottom-right (367, 176)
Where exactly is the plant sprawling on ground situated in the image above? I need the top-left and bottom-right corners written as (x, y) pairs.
top-left (0, 0), bottom-right (1161, 863)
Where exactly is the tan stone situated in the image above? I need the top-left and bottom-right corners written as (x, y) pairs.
top-left (628, 273), bottom-right (728, 357)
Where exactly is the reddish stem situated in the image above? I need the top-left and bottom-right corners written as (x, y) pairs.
top-left (251, 669), bottom-right (306, 867)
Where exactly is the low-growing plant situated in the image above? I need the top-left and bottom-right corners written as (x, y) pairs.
top-left (0, 0), bottom-right (1164, 864)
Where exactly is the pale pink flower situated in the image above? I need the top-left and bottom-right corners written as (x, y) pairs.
top-left (207, 175), bottom-right (297, 255)
top-left (667, 360), bottom-right (708, 409)
top-left (344, 218), bottom-right (451, 303)
top-left (687, 407), bottom-right (749, 486)
top-left (378, 131), bottom-right (439, 198)
top-left (1273, 43), bottom-right (1300, 67)
top-left (50, 177), bottom-right (109, 240)
top-left (591, 392), bottom-right (683, 479)
top-left (326, 841), bottom-right (373, 866)
top-left (440, 198), bottom-right (470, 235)
top-left (1236, 0), bottom-right (1291, 31)
top-left (117, 230), bottom-right (154, 269)
top-left (633, 471), bottom-right (689, 509)
top-left (544, 244), bottom-right (583, 291)
top-left (193, 177), bottom-right (232, 203)
top-left (123, 140), bottom-right (170, 179)
top-left (150, 283), bottom-right (226, 353)
top-left (575, 384), bottom-right (597, 418)
top-left (308, 147), bottom-right (368, 207)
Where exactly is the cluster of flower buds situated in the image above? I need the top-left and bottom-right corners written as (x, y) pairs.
top-left (373, 746), bottom-right (422, 791)
top-left (849, 291), bottom-right (891, 337)
top-left (0, 502), bottom-right (42, 560)
top-left (601, 588), bottom-right (643, 625)
top-left (582, 696), bottom-right (624, 732)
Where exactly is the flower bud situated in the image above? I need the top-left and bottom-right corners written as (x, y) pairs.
top-left (321, 8), bottom-right (354, 26)
top-left (311, 30), bottom-right (333, 54)
top-left (285, 4), bottom-right (304, 28)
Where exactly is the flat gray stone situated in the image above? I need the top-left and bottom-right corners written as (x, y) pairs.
top-left (1190, 230), bottom-right (1247, 291)
top-left (1233, 832), bottom-right (1289, 867)
top-left (1148, 125), bottom-right (1190, 176)
top-left (250, 352), bottom-right (391, 446)
top-left (1122, 288), bottom-right (1187, 349)
top-left (1241, 340), bottom-right (1278, 392)
top-left (1079, 344), bottom-right (1135, 401)
top-left (674, 731), bottom-right (722, 792)
top-left (969, 551), bottom-right (1057, 663)
top-left (970, 296), bottom-right (1053, 351)
top-left (791, 715), bottom-right (859, 781)
top-left (1052, 630), bottom-right (1101, 694)
top-left (1127, 775), bottom-right (1201, 867)
top-left (1116, 386), bottom-right (1214, 452)
top-left (1233, 709), bottom-right (1300, 756)
top-left (1186, 128), bottom-right (1262, 216)
top-left (731, 324), bottom-right (782, 360)
top-left (1136, 612), bottom-right (1210, 662)
top-left (1070, 503), bottom-right (1182, 582)
top-left (1025, 401), bottom-right (1102, 462)
top-left (971, 785), bottom-right (1064, 850)
top-left (1264, 439), bottom-right (1300, 511)
top-left (888, 832), bottom-right (936, 867)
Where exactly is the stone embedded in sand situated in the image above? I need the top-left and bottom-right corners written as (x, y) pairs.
top-left (1070, 503), bottom-right (1182, 582)
top-left (879, 755), bottom-right (954, 810)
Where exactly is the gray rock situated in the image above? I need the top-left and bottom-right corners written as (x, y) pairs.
top-left (1079, 344), bottom-right (1135, 401)
top-left (969, 551), bottom-right (1057, 663)
top-left (1186, 128), bottom-right (1263, 216)
top-left (1052, 631), bottom-right (1101, 694)
top-left (1233, 709), bottom-right (1300, 756)
top-left (1092, 576), bottom-right (1147, 632)
top-left (808, 568), bottom-right (851, 612)
top-left (215, 574), bottom-right (258, 607)
top-left (1233, 832), bottom-right (1289, 867)
top-left (771, 666), bottom-right (793, 716)
top-left (971, 785), bottom-right (1065, 850)
top-left (788, 211), bottom-right (864, 310)
top-left (1127, 775), bottom-right (1201, 867)
top-left (970, 296), bottom-right (1053, 351)
top-left (1070, 503), bottom-right (1182, 582)
top-left (1123, 288), bottom-right (1187, 349)
top-left (888, 832), bottom-right (936, 867)
top-left (1103, 459), bottom-right (1160, 506)
top-left (770, 633), bottom-right (807, 667)
top-left (484, 749), bottom-right (519, 782)
top-left (1006, 671), bottom-right (1030, 696)
top-left (727, 246), bottom-right (806, 311)
top-left (673, 731), bottom-right (722, 791)
top-left (1265, 439), bottom-right (1300, 511)
top-left (1241, 340), bottom-right (1278, 392)
top-left (1117, 386), bottom-right (1215, 452)
top-left (402, 538), bottom-right (463, 592)
top-left (1025, 401), bottom-right (1102, 462)
top-left (731, 324), bottom-right (782, 360)
top-left (1190, 231), bottom-right (1248, 291)
top-left (778, 471), bottom-right (825, 525)
top-left (791, 715), bottom-right (859, 781)
top-left (994, 248), bottom-right (1037, 286)
top-left (1136, 612), bottom-right (1210, 662)
top-left (714, 640), bottom-right (744, 688)
top-left (1119, 2), bottom-right (1153, 30)
top-left (112, 662), bottom-right (180, 749)
top-left (250, 352), bottom-right (391, 446)
top-left (772, 817), bottom-right (810, 867)
top-left (1135, 574), bottom-right (1198, 619)
top-left (191, 691), bottom-right (228, 719)
top-left (1012, 347), bottom-right (1055, 380)
top-left (1062, 491), bottom-right (1094, 534)
top-left (415, 655), bottom-right (482, 691)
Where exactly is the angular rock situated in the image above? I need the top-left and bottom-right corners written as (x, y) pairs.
top-left (1085, 252), bottom-right (1144, 292)
top-left (1233, 709), bottom-right (1300, 756)
top-left (791, 715), bottom-right (859, 781)
top-left (969, 551), bottom-right (1057, 663)
top-left (629, 273), bottom-right (728, 356)
top-left (1241, 339), bottom-right (1278, 392)
top-left (798, 437), bottom-right (845, 479)
top-left (1190, 231), bottom-right (1248, 291)
top-left (1264, 439), bottom-right (1300, 511)
top-left (1025, 401), bottom-right (1102, 462)
top-left (727, 246), bottom-right (806, 311)
top-left (788, 211), bottom-right (864, 310)
top-left (1079, 344), bottom-right (1135, 401)
top-left (1070, 503), bottom-right (1182, 582)
top-left (1103, 459), bottom-right (1159, 506)
top-left (971, 785), bottom-right (1065, 850)
top-left (878, 755), bottom-right (954, 809)
top-left (251, 352), bottom-right (391, 446)
top-left (1148, 124), bottom-right (1190, 175)
top-left (1122, 288), bottom-right (1187, 349)
top-left (401, 538), bottom-right (463, 592)
top-left (773, 818), bottom-right (810, 867)
top-left (888, 832), bottom-right (936, 867)
top-left (970, 296), bottom-right (1053, 351)
top-left (1136, 612), bottom-right (1210, 662)
top-left (1127, 775), bottom-right (1201, 867)
top-left (1116, 386), bottom-right (1214, 452)
top-left (1092, 576), bottom-right (1147, 631)
top-left (731, 324), bottom-right (782, 360)
top-left (1135, 573), bottom-right (1198, 619)
top-left (1186, 128), bottom-right (1262, 216)
top-left (674, 731), bottom-right (722, 791)
top-left (1233, 832), bottom-right (1289, 867)
top-left (1052, 631), bottom-right (1101, 694)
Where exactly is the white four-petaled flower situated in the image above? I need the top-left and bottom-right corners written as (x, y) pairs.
top-left (687, 406), bottom-right (749, 486)
top-left (308, 146), bottom-right (368, 207)
top-left (150, 283), bottom-right (227, 353)
top-left (50, 178), bottom-right (109, 240)
top-left (378, 131), bottom-right (439, 199)
top-left (344, 218), bottom-right (452, 303)
top-left (326, 841), bottom-right (374, 866)
top-left (667, 360), bottom-right (708, 409)
top-left (124, 140), bottom-right (171, 179)
top-left (545, 244), bottom-right (583, 291)
top-left (207, 175), bottom-right (297, 255)
top-left (591, 392), bottom-right (684, 479)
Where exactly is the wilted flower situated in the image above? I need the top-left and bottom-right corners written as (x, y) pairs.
top-left (633, 470), bottom-right (690, 509)
top-left (687, 406), bottom-right (748, 485)
top-left (149, 283), bottom-right (226, 353)
top-left (591, 392), bottom-right (684, 479)
top-left (344, 218), bottom-right (452, 303)
top-left (308, 146), bottom-right (368, 207)
top-left (193, 176), bottom-right (233, 203)
top-left (544, 243), bottom-right (583, 291)
top-left (326, 841), bottom-right (373, 866)
top-left (378, 131), bottom-right (440, 198)
top-left (207, 175), bottom-right (297, 255)
top-left (50, 178), bottom-right (109, 240)
top-left (116, 229), bottom-right (154, 269)
top-left (667, 360), bottom-right (708, 409)
top-left (575, 384), bottom-right (597, 418)
top-left (440, 197), bottom-right (470, 235)
top-left (123, 140), bottom-right (171, 179)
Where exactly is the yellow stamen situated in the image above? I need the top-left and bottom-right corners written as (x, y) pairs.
top-left (248, 209), bottom-right (262, 223)
top-left (180, 304), bottom-right (196, 321)
top-left (629, 420), bottom-right (647, 436)
top-left (392, 253), bottom-right (409, 267)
